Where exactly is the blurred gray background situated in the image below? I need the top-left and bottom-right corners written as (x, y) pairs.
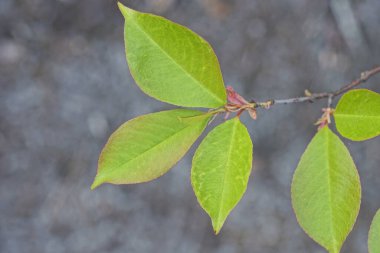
top-left (1, 0), bottom-right (379, 252)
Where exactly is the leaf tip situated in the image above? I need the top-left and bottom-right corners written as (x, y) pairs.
top-left (90, 175), bottom-right (105, 190)
top-left (117, 2), bottom-right (134, 17)
top-left (213, 226), bottom-right (221, 235)
top-left (211, 220), bottom-right (224, 235)
top-left (117, 2), bottom-right (125, 12)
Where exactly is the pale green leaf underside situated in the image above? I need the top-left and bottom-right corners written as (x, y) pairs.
top-left (191, 118), bottom-right (253, 234)
top-left (291, 127), bottom-right (361, 253)
top-left (91, 109), bottom-right (210, 189)
top-left (369, 210), bottom-right (380, 253)
top-left (334, 89), bottom-right (380, 141)
top-left (118, 3), bottom-right (226, 108)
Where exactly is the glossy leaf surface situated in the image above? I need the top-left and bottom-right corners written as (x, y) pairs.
top-left (91, 109), bottom-right (210, 189)
top-left (291, 127), bottom-right (361, 253)
top-left (334, 89), bottom-right (380, 141)
top-left (118, 3), bottom-right (226, 108)
top-left (191, 118), bottom-right (253, 234)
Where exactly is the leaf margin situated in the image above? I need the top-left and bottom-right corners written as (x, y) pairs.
top-left (291, 126), bottom-right (361, 253)
top-left (91, 109), bottom-right (211, 189)
top-left (191, 117), bottom-right (253, 234)
top-left (334, 88), bottom-right (380, 141)
top-left (117, 2), bottom-right (227, 108)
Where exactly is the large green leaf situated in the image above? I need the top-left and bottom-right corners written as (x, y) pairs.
top-left (118, 3), bottom-right (226, 108)
top-left (91, 109), bottom-right (210, 189)
top-left (191, 118), bottom-right (253, 234)
top-left (369, 210), bottom-right (380, 253)
top-left (291, 127), bottom-right (361, 253)
top-left (334, 89), bottom-right (380, 141)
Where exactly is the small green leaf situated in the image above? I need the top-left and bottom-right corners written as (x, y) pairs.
top-left (91, 109), bottom-right (210, 189)
top-left (118, 3), bottom-right (226, 108)
top-left (334, 89), bottom-right (380, 141)
top-left (369, 210), bottom-right (380, 253)
top-left (191, 118), bottom-right (253, 234)
top-left (291, 127), bottom-right (361, 253)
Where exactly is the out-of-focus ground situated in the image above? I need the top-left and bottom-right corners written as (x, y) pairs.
top-left (1, 0), bottom-right (379, 252)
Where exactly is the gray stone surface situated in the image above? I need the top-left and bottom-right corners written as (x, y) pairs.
top-left (1, 0), bottom-right (380, 252)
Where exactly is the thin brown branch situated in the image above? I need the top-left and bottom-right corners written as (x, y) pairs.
top-left (252, 66), bottom-right (380, 109)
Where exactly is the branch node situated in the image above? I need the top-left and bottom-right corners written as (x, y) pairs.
top-left (360, 71), bottom-right (369, 81)
top-left (315, 108), bottom-right (335, 130)
top-left (304, 89), bottom-right (312, 97)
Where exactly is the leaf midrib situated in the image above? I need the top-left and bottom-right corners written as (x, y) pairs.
top-left (103, 120), bottom-right (204, 178)
top-left (127, 17), bottom-right (224, 105)
top-left (325, 129), bottom-right (339, 253)
top-left (334, 113), bottom-right (380, 119)
top-left (216, 120), bottom-right (238, 228)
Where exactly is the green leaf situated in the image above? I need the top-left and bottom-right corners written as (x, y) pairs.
top-left (291, 126), bottom-right (361, 253)
top-left (334, 89), bottom-right (380, 141)
top-left (118, 3), bottom-right (226, 108)
top-left (91, 109), bottom-right (210, 189)
top-left (191, 118), bottom-right (253, 234)
top-left (369, 210), bottom-right (380, 253)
